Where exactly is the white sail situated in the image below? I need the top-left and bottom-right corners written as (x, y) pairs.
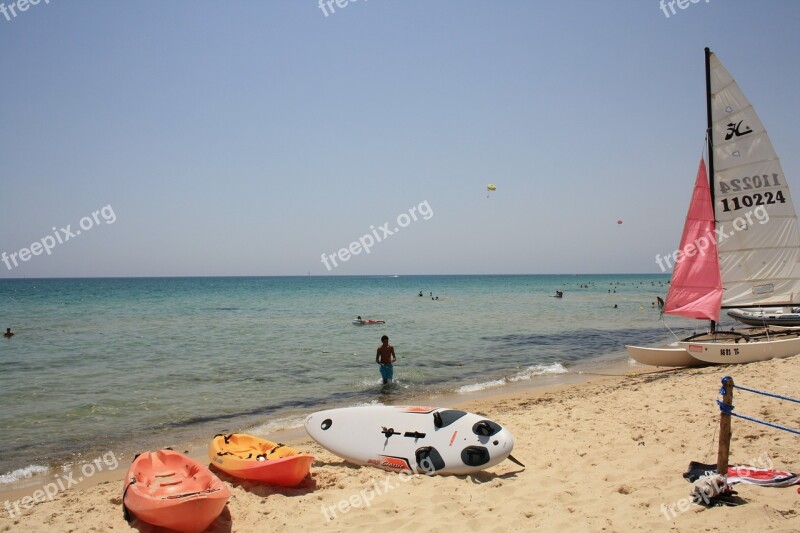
top-left (709, 52), bottom-right (800, 307)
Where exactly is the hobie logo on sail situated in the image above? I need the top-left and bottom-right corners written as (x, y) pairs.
top-left (725, 120), bottom-right (753, 140)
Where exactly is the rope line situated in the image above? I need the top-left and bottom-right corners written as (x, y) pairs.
top-left (716, 400), bottom-right (800, 436)
top-left (733, 384), bottom-right (800, 405)
top-left (717, 376), bottom-right (800, 436)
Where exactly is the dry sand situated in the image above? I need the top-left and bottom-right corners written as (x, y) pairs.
top-left (2, 357), bottom-right (800, 532)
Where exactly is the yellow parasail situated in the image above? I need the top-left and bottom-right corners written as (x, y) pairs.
top-left (486, 184), bottom-right (497, 192)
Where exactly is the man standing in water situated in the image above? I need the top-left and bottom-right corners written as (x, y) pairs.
top-left (376, 335), bottom-right (396, 384)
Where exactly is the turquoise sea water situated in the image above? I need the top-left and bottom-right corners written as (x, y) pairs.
top-left (0, 274), bottom-right (722, 487)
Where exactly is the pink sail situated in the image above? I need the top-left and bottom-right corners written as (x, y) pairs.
top-left (663, 158), bottom-right (722, 322)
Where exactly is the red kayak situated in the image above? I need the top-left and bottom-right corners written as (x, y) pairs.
top-left (123, 449), bottom-right (230, 533)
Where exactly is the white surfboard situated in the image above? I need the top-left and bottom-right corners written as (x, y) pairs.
top-left (304, 405), bottom-right (516, 475)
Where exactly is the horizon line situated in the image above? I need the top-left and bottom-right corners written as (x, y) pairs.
top-left (0, 272), bottom-right (672, 280)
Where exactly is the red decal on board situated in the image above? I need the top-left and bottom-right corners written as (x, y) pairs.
top-left (368, 456), bottom-right (412, 471)
top-left (401, 406), bottom-right (437, 413)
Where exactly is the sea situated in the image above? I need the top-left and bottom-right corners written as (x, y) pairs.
top-left (0, 274), bottom-right (730, 491)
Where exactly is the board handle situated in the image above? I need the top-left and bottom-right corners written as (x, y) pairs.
top-left (381, 427), bottom-right (401, 437)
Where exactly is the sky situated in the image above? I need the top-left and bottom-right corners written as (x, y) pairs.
top-left (2, 0), bottom-right (800, 277)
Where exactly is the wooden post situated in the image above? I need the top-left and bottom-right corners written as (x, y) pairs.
top-left (717, 376), bottom-right (734, 478)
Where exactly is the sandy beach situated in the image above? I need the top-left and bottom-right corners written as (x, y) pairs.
top-left (3, 357), bottom-right (800, 532)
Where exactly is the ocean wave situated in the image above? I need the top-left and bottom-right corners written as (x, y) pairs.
top-left (457, 379), bottom-right (506, 393)
top-left (509, 362), bottom-right (568, 381)
top-left (354, 377), bottom-right (410, 390)
top-left (246, 415), bottom-right (308, 436)
top-left (0, 465), bottom-right (49, 484)
top-left (456, 363), bottom-right (568, 393)
top-left (350, 399), bottom-right (387, 408)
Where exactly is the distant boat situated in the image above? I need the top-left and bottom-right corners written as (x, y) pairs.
top-left (728, 308), bottom-right (800, 327)
top-left (627, 48), bottom-right (800, 366)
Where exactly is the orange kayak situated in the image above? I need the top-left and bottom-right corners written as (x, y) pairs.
top-left (123, 449), bottom-right (230, 533)
top-left (209, 433), bottom-right (313, 487)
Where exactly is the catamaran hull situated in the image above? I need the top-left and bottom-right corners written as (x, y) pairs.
top-left (680, 335), bottom-right (800, 364)
top-left (625, 345), bottom-right (706, 367)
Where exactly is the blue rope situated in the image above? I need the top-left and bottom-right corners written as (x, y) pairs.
top-left (720, 375), bottom-right (800, 404)
top-left (716, 399), bottom-right (733, 414)
top-left (734, 384), bottom-right (800, 405)
top-left (720, 375), bottom-right (733, 396)
top-left (717, 376), bottom-right (800, 436)
top-left (727, 411), bottom-right (800, 436)
top-left (716, 400), bottom-right (800, 435)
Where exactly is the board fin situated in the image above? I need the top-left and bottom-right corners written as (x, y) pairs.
top-left (507, 454), bottom-right (525, 468)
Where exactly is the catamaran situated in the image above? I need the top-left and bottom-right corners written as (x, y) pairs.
top-left (626, 48), bottom-right (800, 367)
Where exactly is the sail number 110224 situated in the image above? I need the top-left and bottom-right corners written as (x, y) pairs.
top-left (719, 173), bottom-right (786, 213)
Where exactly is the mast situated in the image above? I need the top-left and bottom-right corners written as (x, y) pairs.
top-left (704, 47), bottom-right (717, 332)
top-left (705, 47), bottom-right (715, 209)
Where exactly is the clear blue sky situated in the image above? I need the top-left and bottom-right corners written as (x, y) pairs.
top-left (2, 0), bottom-right (799, 277)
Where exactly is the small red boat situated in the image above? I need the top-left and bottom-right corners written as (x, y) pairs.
top-left (209, 433), bottom-right (313, 487)
top-left (123, 449), bottom-right (230, 533)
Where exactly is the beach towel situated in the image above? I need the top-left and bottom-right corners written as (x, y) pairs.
top-left (684, 461), bottom-right (800, 487)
